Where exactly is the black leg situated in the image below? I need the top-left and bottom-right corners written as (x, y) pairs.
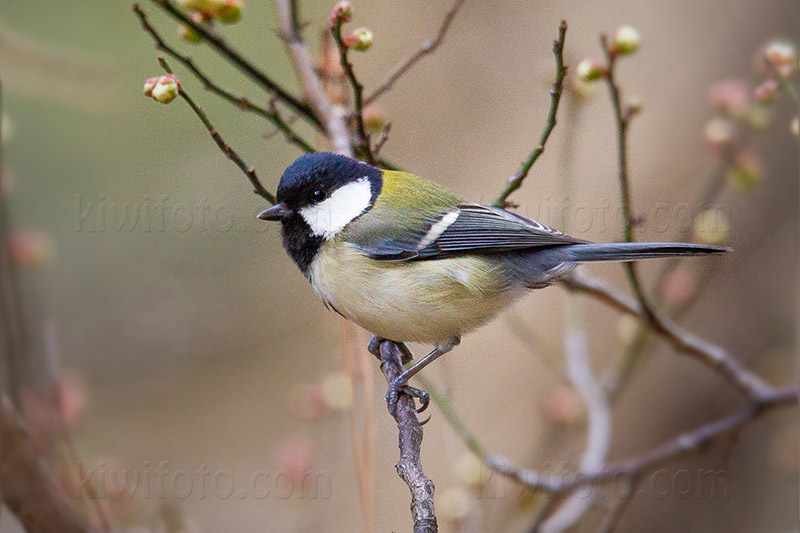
top-left (385, 337), bottom-right (460, 415)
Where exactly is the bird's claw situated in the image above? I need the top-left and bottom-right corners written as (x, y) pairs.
top-left (385, 377), bottom-right (430, 416)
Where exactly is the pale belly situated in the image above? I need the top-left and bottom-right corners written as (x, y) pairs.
top-left (309, 242), bottom-right (523, 345)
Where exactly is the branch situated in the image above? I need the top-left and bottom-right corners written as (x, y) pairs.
top-left (146, 0), bottom-right (323, 131)
top-left (363, 0), bottom-right (466, 106)
top-left (0, 396), bottom-right (98, 533)
top-left (494, 20), bottom-right (567, 208)
top-left (331, 21), bottom-right (374, 164)
top-left (562, 272), bottom-right (772, 400)
top-left (158, 58), bottom-right (277, 203)
top-left (378, 341), bottom-right (437, 533)
top-left (273, 0), bottom-right (353, 156)
top-left (764, 57), bottom-right (800, 110)
top-left (484, 385), bottom-right (796, 494)
top-left (599, 34), bottom-right (656, 321)
top-left (133, 4), bottom-right (315, 154)
top-left (540, 297), bottom-right (611, 532)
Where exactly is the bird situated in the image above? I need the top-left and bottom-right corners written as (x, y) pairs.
top-left (258, 152), bottom-right (728, 412)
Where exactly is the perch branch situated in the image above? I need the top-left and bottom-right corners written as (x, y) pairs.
top-left (0, 396), bottom-right (98, 533)
top-left (562, 272), bottom-right (772, 400)
top-left (331, 19), bottom-right (374, 163)
top-left (364, 0), bottom-right (466, 105)
top-left (146, 0), bottom-right (323, 130)
top-left (158, 58), bottom-right (276, 203)
top-left (494, 20), bottom-right (567, 208)
top-left (273, 0), bottom-right (352, 156)
top-left (379, 341), bottom-right (437, 533)
top-left (133, 4), bottom-right (314, 154)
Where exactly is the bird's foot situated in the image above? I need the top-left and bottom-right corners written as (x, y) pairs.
top-left (367, 335), bottom-right (384, 360)
top-left (385, 376), bottom-right (430, 417)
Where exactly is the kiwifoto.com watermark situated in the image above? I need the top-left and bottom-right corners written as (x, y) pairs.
top-left (75, 460), bottom-right (331, 501)
top-left (475, 461), bottom-right (732, 501)
top-left (74, 194), bottom-right (732, 237)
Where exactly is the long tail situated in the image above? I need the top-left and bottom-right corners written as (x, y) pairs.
top-left (563, 242), bottom-right (730, 263)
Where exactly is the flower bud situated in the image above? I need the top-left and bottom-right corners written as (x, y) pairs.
top-left (726, 152), bottom-right (761, 191)
top-left (144, 74), bottom-right (180, 104)
top-left (9, 230), bottom-right (54, 267)
top-left (343, 28), bottom-right (373, 51)
top-left (764, 40), bottom-right (798, 78)
top-left (754, 79), bottom-right (779, 104)
top-left (542, 385), bottom-right (586, 424)
top-left (214, 0), bottom-right (242, 24)
top-left (330, 1), bottom-right (352, 26)
top-left (362, 104), bottom-right (385, 132)
top-left (438, 487), bottom-right (471, 522)
top-left (709, 79), bottom-right (750, 118)
top-left (613, 25), bottom-right (641, 55)
top-left (575, 58), bottom-right (607, 82)
top-left (454, 453), bottom-right (489, 488)
top-left (179, 22), bottom-right (203, 43)
top-left (792, 116), bottom-right (799, 137)
top-left (320, 371), bottom-right (353, 410)
top-left (693, 208), bottom-right (730, 246)
top-left (703, 117), bottom-right (734, 150)
top-left (660, 266), bottom-right (697, 307)
top-left (626, 95), bottom-right (643, 116)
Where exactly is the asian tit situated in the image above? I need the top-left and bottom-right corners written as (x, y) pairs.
top-left (258, 152), bottom-right (727, 410)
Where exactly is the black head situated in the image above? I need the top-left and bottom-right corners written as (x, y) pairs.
top-left (258, 153), bottom-right (383, 275)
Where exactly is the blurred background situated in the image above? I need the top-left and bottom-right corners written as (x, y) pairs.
top-left (0, 0), bottom-right (797, 531)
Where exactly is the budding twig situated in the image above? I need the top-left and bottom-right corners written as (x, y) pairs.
top-left (273, 0), bottom-right (353, 156)
top-left (562, 272), bottom-right (773, 399)
top-left (764, 57), bottom-right (800, 111)
top-left (146, 0), bottom-right (323, 131)
top-left (363, 0), bottom-right (466, 106)
top-left (158, 58), bottom-right (276, 204)
top-left (494, 20), bottom-right (568, 208)
top-left (331, 19), bottom-right (375, 164)
top-left (133, 4), bottom-right (315, 154)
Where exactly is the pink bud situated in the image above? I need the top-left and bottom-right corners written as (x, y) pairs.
top-left (343, 27), bottom-right (373, 51)
top-left (214, 0), bottom-right (242, 24)
top-left (764, 40), bottom-right (798, 78)
top-left (575, 58), bottom-right (607, 82)
top-left (143, 73), bottom-right (180, 104)
top-left (660, 266), bottom-right (697, 307)
top-left (753, 79), bottom-right (779, 104)
top-left (330, 1), bottom-right (352, 26)
top-left (613, 25), bottom-right (641, 55)
top-left (709, 79), bottom-right (750, 117)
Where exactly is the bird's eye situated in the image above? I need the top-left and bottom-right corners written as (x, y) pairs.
top-left (312, 189), bottom-right (326, 201)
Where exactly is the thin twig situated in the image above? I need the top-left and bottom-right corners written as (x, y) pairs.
top-left (331, 19), bottom-right (374, 164)
top-left (372, 122), bottom-right (392, 157)
top-left (494, 20), bottom-right (568, 208)
top-left (1, 396), bottom-right (98, 533)
top-left (379, 341), bottom-right (437, 533)
top-left (484, 385), bottom-right (796, 493)
top-left (764, 57), bottom-right (800, 110)
top-left (158, 58), bottom-right (276, 203)
top-left (133, 4), bottom-right (315, 154)
top-left (599, 34), bottom-right (658, 322)
top-left (562, 272), bottom-right (773, 400)
top-left (364, 0), bottom-right (466, 105)
top-left (541, 296), bottom-right (610, 532)
top-left (146, 0), bottom-right (323, 130)
top-left (273, 0), bottom-right (353, 156)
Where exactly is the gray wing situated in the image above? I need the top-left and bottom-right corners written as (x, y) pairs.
top-left (357, 204), bottom-right (587, 261)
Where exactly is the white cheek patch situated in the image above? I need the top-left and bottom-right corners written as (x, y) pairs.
top-left (300, 178), bottom-right (373, 239)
